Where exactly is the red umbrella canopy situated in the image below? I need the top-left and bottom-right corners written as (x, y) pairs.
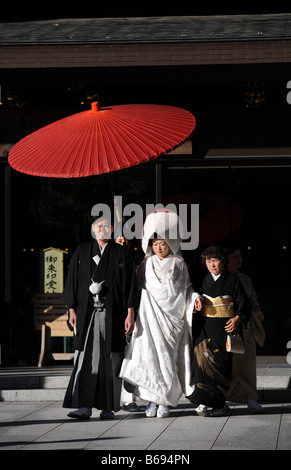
top-left (8, 102), bottom-right (196, 178)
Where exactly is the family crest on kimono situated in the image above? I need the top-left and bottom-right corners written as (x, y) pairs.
top-left (61, 205), bottom-right (138, 420)
top-left (187, 244), bottom-right (251, 417)
top-left (120, 209), bottom-right (203, 418)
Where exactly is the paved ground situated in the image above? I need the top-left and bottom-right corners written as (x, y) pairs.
top-left (0, 398), bottom-right (290, 453)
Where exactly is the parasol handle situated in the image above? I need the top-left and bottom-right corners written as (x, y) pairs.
top-left (91, 102), bottom-right (100, 112)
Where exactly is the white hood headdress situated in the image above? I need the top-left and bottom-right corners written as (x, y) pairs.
top-left (142, 208), bottom-right (184, 258)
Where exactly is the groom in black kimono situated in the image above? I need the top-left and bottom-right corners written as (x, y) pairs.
top-left (61, 205), bottom-right (138, 419)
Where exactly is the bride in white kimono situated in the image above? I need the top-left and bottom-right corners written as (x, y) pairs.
top-left (120, 209), bottom-right (202, 418)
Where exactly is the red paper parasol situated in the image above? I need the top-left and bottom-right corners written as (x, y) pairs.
top-left (8, 102), bottom-right (196, 178)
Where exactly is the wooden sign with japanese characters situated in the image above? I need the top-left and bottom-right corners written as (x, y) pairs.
top-left (43, 247), bottom-right (65, 293)
top-left (34, 247), bottom-right (68, 331)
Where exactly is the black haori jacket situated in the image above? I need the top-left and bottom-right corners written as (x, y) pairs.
top-left (61, 239), bottom-right (138, 353)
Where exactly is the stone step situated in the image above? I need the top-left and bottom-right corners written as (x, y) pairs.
top-left (0, 359), bottom-right (291, 402)
top-left (0, 388), bottom-right (66, 401)
top-left (0, 374), bottom-right (70, 390)
top-left (0, 372), bottom-right (289, 390)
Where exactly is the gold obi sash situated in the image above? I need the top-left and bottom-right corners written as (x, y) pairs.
top-left (201, 295), bottom-right (235, 318)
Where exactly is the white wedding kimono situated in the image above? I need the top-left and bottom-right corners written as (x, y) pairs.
top-left (120, 252), bottom-right (198, 407)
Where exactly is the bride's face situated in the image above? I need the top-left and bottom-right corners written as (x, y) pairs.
top-left (152, 239), bottom-right (170, 260)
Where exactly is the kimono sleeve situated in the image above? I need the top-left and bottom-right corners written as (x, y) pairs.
top-left (121, 248), bottom-right (139, 311)
top-left (137, 258), bottom-right (147, 290)
top-left (60, 246), bottom-right (80, 310)
top-left (234, 276), bottom-right (251, 325)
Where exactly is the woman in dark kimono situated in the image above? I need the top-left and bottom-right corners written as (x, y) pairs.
top-left (61, 213), bottom-right (138, 420)
top-left (187, 245), bottom-right (250, 417)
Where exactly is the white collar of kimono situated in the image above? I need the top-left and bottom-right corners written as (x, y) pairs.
top-left (92, 243), bottom-right (108, 265)
top-left (153, 253), bottom-right (173, 266)
top-left (151, 253), bottom-right (176, 296)
top-left (211, 272), bottom-right (222, 281)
